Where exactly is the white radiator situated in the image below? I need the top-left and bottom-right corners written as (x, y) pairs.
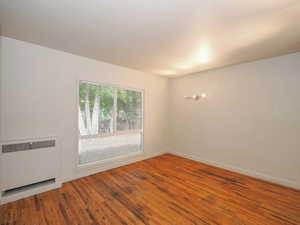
top-left (0, 137), bottom-right (62, 204)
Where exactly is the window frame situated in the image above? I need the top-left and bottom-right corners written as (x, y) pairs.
top-left (78, 80), bottom-right (144, 139)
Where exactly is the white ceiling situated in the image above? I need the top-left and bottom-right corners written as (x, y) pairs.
top-left (0, 0), bottom-right (300, 77)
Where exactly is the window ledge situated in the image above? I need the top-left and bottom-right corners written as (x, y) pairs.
top-left (77, 150), bottom-right (144, 172)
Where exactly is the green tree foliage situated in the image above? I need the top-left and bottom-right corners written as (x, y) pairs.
top-left (79, 83), bottom-right (113, 120)
top-left (79, 82), bottom-right (142, 131)
top-left (117, 89), bottom-right (142, 129)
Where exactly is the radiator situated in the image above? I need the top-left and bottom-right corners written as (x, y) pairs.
top-left (0, 137), bottom-right (62, 204)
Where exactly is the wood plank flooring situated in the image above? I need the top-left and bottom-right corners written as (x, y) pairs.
top-left (1, 154), bottom-right (300, 225)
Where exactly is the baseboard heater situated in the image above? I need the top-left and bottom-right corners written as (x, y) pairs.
top-left (0, 137), bottom-right (62, 205)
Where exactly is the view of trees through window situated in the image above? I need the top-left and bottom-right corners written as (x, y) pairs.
top-left (79, 82), bottom-right (143, 136)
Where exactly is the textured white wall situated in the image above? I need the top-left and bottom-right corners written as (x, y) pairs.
top-left (0, 37), bottom-right (169, 181)
top-left (169, 52), bottom-right (300, 188)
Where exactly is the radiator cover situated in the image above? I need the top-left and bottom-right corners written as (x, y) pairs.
top-left (0, 137), bottom-right (62, 204)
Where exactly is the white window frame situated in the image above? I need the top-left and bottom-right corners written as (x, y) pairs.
top-left (78, 80), bottom-right (144, 139)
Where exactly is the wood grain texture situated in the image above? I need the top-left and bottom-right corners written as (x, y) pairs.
top-left (1, 154), bottom-right (300, 225)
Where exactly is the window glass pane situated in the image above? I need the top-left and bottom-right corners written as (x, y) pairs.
top-left (79, 82), bottom-right (143, 165)
top-left (79, 83), bottom-right (113, 136)
top-left (79, 133), bottom-right (142, 164)
top-left (79, 82), bottom-right (96, 136)
top-left (99, 86), bottom-right (114, 135)
top-left (117, 89), bottom-right (142, 131)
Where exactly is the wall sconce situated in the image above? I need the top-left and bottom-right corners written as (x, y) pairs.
top-left (184, 93), bottom-right (207, 100)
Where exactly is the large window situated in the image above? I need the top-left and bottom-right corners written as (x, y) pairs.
top-left (78, 81), bottom-right (143, 164)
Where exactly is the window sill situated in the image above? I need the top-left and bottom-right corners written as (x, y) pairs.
top-left (76, 150), bottom-right (144, 172)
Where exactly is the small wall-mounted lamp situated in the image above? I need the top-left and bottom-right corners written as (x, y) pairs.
top-left (184, 93), bottom-right (207, 100)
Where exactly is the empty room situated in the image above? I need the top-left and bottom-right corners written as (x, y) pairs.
top-left (0, 1), bottom-right (300, 224)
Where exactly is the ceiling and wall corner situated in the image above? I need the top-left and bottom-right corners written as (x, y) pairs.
top-left (0, 0), bottom-right (299, 77)
top-left (1, 1), bottom-right (300, 192)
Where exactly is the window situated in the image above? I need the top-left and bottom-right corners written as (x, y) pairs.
top-left (78, 81), bottom-right (143, 164)
top-left (117, 89), bottom-right (143, 132)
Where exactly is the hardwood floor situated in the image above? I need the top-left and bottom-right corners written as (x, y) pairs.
top-left (1, 154), bottom-right (300, 225)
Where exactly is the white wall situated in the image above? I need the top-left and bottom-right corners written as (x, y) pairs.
top-left (169, 52), bottom-right (300, 189)
top-left (1, 36), bottom-right (300, 192)
top-left (0, 37), bottom-right (169, 182)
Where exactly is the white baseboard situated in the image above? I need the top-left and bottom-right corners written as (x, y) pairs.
top-left (171, 151), bottom-right (300, 190)
top-left (72, 150), bottom-right (167, 181)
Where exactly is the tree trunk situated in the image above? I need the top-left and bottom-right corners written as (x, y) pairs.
top-left (84, 91), bottom-right (92, 134)
top-left (79, 106), bottom-right (87, 135)
top-left (91, 94), bottom-right (100, 134)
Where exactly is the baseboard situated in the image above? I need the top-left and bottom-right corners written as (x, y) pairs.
top-left (171, 151), bottom-right (300, 191)
top-left (73, 150), bottom-right (167, 181)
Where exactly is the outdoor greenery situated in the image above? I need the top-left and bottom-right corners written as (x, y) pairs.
top-left (79, 83), bottom-right (113, 120)
top-left (117, 89), bottom-right (142, 130)
top-left (79, 82), bottom-right (142, 135)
